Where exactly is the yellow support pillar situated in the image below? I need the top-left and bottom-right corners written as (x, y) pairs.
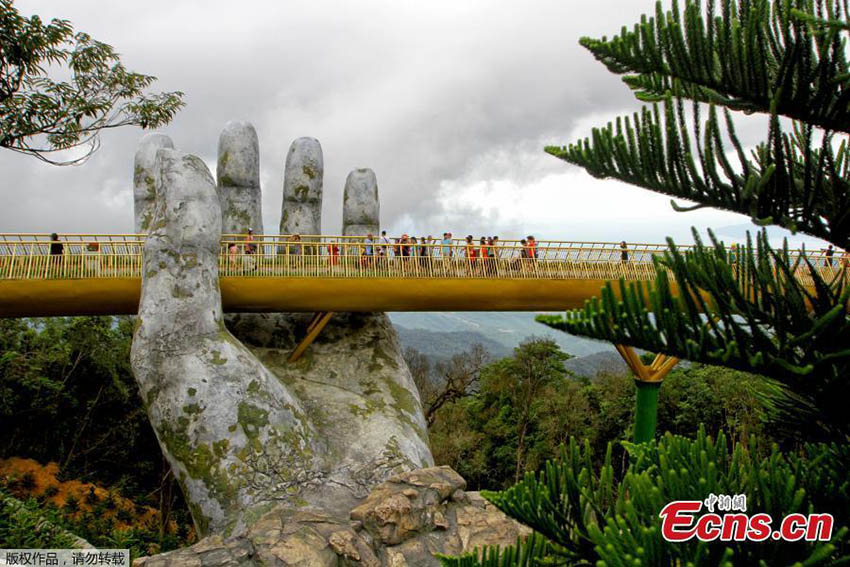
top-left (615, 344), bottom-right (680, 443)
top-left (289, 312), bottom-right (334, 362)
top-left (614, 344), bottom-right (679, 383)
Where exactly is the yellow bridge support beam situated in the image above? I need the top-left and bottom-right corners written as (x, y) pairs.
top-left (614, 344), bottom-right (680, 383)
top-left (289, 312), bottom-right (334, 362)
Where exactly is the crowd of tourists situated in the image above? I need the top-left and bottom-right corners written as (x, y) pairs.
top-left (354, 231), bottom-right (542, 262)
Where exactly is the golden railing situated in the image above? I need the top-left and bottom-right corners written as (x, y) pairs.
top-left (0, 234), bottom-right (845, 285)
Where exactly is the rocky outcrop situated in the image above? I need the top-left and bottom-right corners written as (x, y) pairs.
top-left (343, 169), bottom-right (380, 236)
top-left (280, 137), bottom-right (323, 237)
top-left (133, 132), bottom-right (174, 232)
top-left (133, 467), bottom-right (529, 567)
top-left (217, 121), bottom-right (263, 235)
top-left (130, 142), bottom-right (432, 538)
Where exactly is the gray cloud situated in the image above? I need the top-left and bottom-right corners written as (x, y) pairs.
top-left (0, 0), bottom-right (829, 249)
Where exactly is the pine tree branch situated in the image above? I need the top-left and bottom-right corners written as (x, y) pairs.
top-left (579, 0), bottom-right (850, 132)
top-left (546, 96), bottom-right (850, 248)
top-left (539, 230), bottom-right (850, 440)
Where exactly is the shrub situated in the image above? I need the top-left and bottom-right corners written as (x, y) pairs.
top-left (84, 488), bottom-right (99, 506)
top-left (441, 429), bottom-right (850, 566)
top-left (62, 494), bottom-right (79, 514)
top-left (18, 472), bottom-right (36, 492)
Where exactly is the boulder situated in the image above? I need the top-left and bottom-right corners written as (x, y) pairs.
top-left (133, 467), bottom-right (529, 567)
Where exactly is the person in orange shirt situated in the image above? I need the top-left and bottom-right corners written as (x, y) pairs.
top-left (480, 237), bottom-right (489, 276)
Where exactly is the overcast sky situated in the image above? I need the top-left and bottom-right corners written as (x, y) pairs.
top-left (2, 0), bottom-right (830, 248)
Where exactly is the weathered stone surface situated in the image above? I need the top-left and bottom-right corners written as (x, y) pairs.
top-left (280, 137), bottom-right (322, 237)
top-left (132, 468), bottom-right (529, 567)
top-left (343, 168), bottom-right (380, 236)
top-left (131, 144), bottom-right (432, 538)
top-left (217, 121), bottom-right (262, 235)
top-left (133, 132), bottom-right (174, 232)
top-left (350, 467), bottom-right (465, 546)
top-left (131, 148), bottom-right (318, 537)
top-left (224, 312), bottom-right (434, 518)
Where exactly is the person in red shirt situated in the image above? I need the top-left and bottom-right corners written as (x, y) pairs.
top-left (328, 241), bottom-right (340, 266)
top-left (465, 235), bottom-right (476, 275)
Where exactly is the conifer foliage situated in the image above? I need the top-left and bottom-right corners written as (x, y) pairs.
top-left (440, 430), bottom-right (850, 566)
top-left (541, 0), bottom-right (850, 440)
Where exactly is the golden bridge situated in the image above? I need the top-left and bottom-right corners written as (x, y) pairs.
top-left (0, 233), bottom-right (838, 320)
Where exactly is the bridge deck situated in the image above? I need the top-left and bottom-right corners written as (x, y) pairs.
top-left (0, 234), bottom-right (839, 317)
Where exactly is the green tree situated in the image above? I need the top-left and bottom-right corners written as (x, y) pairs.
top-left (538, 0), bottom-right (850, 442)
top-left (0, 0), bottom-right (183, 164)
top-left (0, 317), bottom-right (192, 549)
top-left (479, 339), bottom-right (570, 485)
top-left (427, 339), bottom-right (571, 490)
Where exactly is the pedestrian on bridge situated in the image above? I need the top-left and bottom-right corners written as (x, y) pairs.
top-left (380, 231), bottom-right (391, 262)
top-left (441, 233), bottom-right (452, 258)
top-left (49, 233), bottom-right (63, 277)
top-left (328, 241), bottom-right (340, 267)
top-left (228, 242), bottom-right (238, 271)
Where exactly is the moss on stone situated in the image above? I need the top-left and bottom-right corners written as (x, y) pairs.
top-left (302, 164), bottom-right (316, 179)
top-left (384, 376), bottom-right (425, 438)
top-left (182, 403), bottom-right (202, 415)
top-left (181, 253), bottom-right (198, 269)
top-left (213, 439), bottom-right (230, 458)
top-left (370, 342), bottom-right (399, 372)
top-left (188, 387), bottom-right (197, 397)
top-left (186, 499), bottom-right (210, 536)
top-left (237, 402), bottom-right (269, 442)
top-left (359, 378), bottom-right (380, 397)
top-left (294, 184), bottom-right (309, 201)
top-left (144, 384), bottom-right (160, 408)
top-left (211, 350), bottom-right (227, 365)
top-left (158, 418), bottom-right (239, 536)
top-left (171, 286), bottom-right (194, 299)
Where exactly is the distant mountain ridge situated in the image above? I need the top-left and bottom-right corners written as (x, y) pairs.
top-left (389, 312), bottom-right (624, 377)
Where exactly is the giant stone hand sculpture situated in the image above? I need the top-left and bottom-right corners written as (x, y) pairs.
top-left (343, 168), bottom-right (380, 236)
top-left (280, 137), bottom-right (322, 236)
top-left (130, 135), bottom-right (432, 538)
top-left (217, 121), bottom-right (263, 235)
top-left (133, 132), bottom-right (174, 232)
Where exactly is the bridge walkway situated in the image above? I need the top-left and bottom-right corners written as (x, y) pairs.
top-left (0, 234), bottom-right (840, 318)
